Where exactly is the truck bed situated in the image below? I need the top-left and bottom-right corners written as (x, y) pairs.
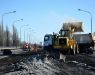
top-left (74, 33), bottom-right (94, 52)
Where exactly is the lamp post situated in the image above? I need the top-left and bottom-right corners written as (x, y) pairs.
top-left (20, 24), bottom-right (29, 44)
top-left (13, 19), bottom-right (23, 46)
top-left (78, 9), bottom-right (92, 34)
top-left (27, 28), bottom-right (32, 43)
top-left (13, 19), bottom-right (23, 25)
top-left (2, 11), bottom-right (16, 27)
top-left (23, 28), bottom-right (32, 43)
top-left (1, 11), bottom-right (16, 46)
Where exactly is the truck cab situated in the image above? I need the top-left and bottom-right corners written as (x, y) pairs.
top-left (44, 34), bottom-right (53, 50)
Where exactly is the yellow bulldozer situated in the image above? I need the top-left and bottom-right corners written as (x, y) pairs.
top-left (44, 22), bottom-right (83, 59)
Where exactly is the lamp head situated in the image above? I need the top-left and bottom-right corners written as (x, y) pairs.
top-left (78, 9), bottom-right (81, 11)
top-left (13, 11), bottom-right (16, 13)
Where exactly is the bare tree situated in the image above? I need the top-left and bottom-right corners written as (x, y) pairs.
top-left (0, 25), bottom-right (2, 46)
top-left (0, 24), bottom-right (5, 46)
top-left (0, 24), bottom-right (20, 47)
top-left (12, 25), bottom-right (20, 46)
top-left (5, 26), bottom-right (11, 46)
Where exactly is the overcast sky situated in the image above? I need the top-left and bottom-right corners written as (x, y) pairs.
top-left (0, 0), bottom-right (95, 43)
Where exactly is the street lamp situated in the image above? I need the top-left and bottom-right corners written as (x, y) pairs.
top-left (27, 28), bottom-right (32, 43)
top-left (2, 11), bottom-right (16, 26)
top-left (13, 19), bottom-right (23, 25)
top-left (78, 9), bottom-right (92, 34)
top-left (20, 24), bottom-right (29, 44)
top-left (23, 28), bottom-right (32, 43)
top-left (1, 11), bottom-right (16, 46)
top-left (12, 19), bottom-right (23, 46)
top-left (27, 28), bottom-right (36, 44)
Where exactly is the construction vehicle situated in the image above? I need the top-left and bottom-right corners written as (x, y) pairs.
top-left (74, 33), bottom-right (94, 54)
top-left (21, 43), bottom-right (31, 51)
top-left (44, 22), bottom-right (94, 59)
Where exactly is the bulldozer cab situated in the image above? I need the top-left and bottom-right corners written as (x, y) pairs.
top-left (59, 27), bottom-right (75, 40)
top-left (59, 29), bottom-right (69, 37)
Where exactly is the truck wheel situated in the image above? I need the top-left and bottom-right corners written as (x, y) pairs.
top-left (50, 50), bottom-right (60, 59)
top-left (86, 48), bottom-right (93, 54)
top-left (54, 51), bottom-right (60, 59)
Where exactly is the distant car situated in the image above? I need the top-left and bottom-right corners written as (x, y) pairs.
top-left (23, 44), bottom-right (28, 49)
top-left (22, 44), bottom-right (31, 51)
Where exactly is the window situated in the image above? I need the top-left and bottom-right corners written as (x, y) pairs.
top-left (44, 36), bottom-right (49, 41)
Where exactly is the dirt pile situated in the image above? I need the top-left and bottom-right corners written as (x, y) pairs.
top-left (3, 54), bottom-right (95, 75)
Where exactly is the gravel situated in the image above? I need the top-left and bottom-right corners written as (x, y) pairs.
top-left (0, 52), bottom-right (95, 75)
